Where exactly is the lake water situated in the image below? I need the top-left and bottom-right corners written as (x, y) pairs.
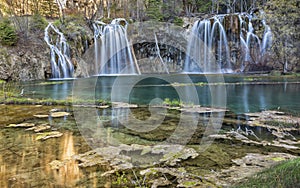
top-left (21, 74), bottom-right (300, 113)
top-left (1, 74), bottom-right (300, 187)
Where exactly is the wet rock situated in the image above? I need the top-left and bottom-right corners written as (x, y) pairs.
top-left (49, 160), bottom-right (65, 170)
top-left (74, 144), bottom-right (199, 177)
top-left (177, 178), bottom-right (203, 188)
top-left (206, 152), bottom-right (297, 187)
top-left (140, 167), bottom-right (206, 188)
top-left (180, 106), bottom-right (227, 114)
top-left (34, 114), bottom-right (49, 118)
top-left (149, 177), bottom-right (172, 188)
top-left (36, 131), bottom-right (63, 140)
top-left (112, 102), bottom-right (138, 108)
top-left (25, 124), bottom-right (51, 132)
top-left (160, 147), bottom-right (199, 166)
top-left (74, 150), bottom-right (108, 168)
top-left (6, 123), bottom-right (35, 128)
top-left (50, 109), bottom-right (59, 112)
top-left (140, 167), bottom-right (186, 179)
top-left (50, 112), bottom-right (70, 118)
top-left (245, 110), bottom-right (300, 132)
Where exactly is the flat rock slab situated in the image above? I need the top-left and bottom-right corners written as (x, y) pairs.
top-left (34, 112), bottom-right (71, 118)
top-left (50, 112), bottom-right (70, 118)
top-left (34, 114), bottom-right (49, 118)
top-left (36, 131), bottom-right (63, 140)
top-left (25, 124), bottom-right (51, 132)
top-left (6, 123), bottom-right (35, 128)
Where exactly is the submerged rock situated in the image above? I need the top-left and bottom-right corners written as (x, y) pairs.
top-left (74, 144), bottom-right (199, 177)
top-left (36, 131), bottom-right (63, 140)
top-left (149, 177), bottom-right (172, 188)
top-left (33, 114), bottom-right (49, 118)
top-left (49, 160), bottom-right (66, 170)
top-left (25, 124), bottom-right (51, 132)
top-left (50, 112), bottom-right (70, 118)
top-left (160, 147), bottom-right (199, 166)
top-left (6, 123), bottom-right (35, 128)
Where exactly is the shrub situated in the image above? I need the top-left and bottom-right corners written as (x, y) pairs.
top-left (0, 18), bottom-right (18, 46)
top-left (30, 14), bottom-right (48, 31)
top-left (173, 17), bottom-right (184, 27)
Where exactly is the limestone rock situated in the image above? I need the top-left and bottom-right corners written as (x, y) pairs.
top-left (7, 123), bottom-right (35, 128)
top-left (36, 131), bottom-right (63, 140)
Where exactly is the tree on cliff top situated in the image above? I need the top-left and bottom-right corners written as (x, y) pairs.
top-left (0, 18), bottom-right (18, 46)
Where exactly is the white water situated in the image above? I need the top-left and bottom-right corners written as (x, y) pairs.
top-left (239, 13), bottom-right (272, 64)
top-left (185, 16), bottom-right (230, 73)
top-left (185, 13), bottom-right (273, 73)
top-left (93, 18), bottom-right (140, 75)
top-left (44, 23), bottom-right (74, 78)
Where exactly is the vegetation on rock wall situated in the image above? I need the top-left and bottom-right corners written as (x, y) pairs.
top-left (263, 0), bottom-right (300, 72)
top-left (0, 18), bottom-right (17, 46)
top-left (30, 14), bottom-right (48, 31)
top-left (0, 0), bottom-right (299, 80)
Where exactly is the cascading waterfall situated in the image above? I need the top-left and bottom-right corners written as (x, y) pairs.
top-left (44, 23), bottom-right (74, 78)
top-left (239, 12), bottom-right (273, 69)
top-left (185, 16), bottom-right (231, 73)
top-left (261, 20), bottom-right (272, 55)
top-left (185, 13), bottom-right (272, 73)
top-left (93, 18), bottom-right (140, 75)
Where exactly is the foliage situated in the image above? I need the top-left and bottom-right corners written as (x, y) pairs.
top-left (113, 171), bottom-right (129, 187)
top-left (53, 19), bottom-right (61, 27)
top-left (1, 82), bottom-right (21, 99)
top-left (173, 17), bottom-right (184, 26)
top-left (234, 158), bottom-right (300, 188)
top-left (0, 18), bottom-right (18, 46)
top-left (145, 0), bottom-right (163, 21)
top-left (163, 98), bottom-right (182, 107)
top-left (30, 14), bottom-right (48, 31)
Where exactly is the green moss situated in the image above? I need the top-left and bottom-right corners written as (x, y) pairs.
top-left (173, 17), bottom-right (184, 26)
top-left (234, 158), bottom-right (300, 188)
top-left (0, 96), bottom-right (111, 107)
top-left (38, 81), bottom-right (65, 85)
top-left (271, 157), bottom-right (285, 162)
top-left (182, 181), bottom-right (198, 187)
top-left (163, 98), bottom-right (182, 107)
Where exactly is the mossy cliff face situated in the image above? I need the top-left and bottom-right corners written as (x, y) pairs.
top-left (0, 36), bottom-right (51, 81)
top-left (0, 16), bottom-right (94, 81)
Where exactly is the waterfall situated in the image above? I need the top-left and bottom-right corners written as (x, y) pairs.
top-left (154, 33), bottom-right (169, 74)
top-left (93, 18), bottom-right (140, 75)
top-left (185, 13), bottom-right (273, 73)
top-left (184, 16), bottom-right (231, 73)
top-left (261, 20), bottom-right (273, 55)
top-left (239, 13), bottom-right (272, 65)
top-left (44, 23), bottom-right (74, 78)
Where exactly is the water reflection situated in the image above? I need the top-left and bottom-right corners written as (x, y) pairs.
top-left (0, 129), bottom-right (87, 187)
